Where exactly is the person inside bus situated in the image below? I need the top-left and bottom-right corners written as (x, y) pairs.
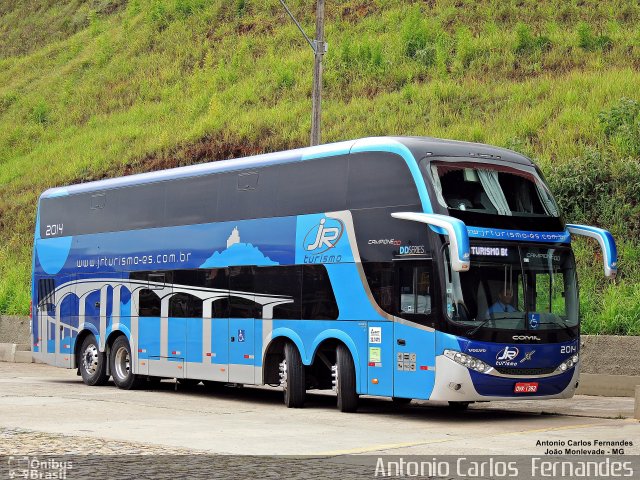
top-left (486, 288), bottom-right (518, 315)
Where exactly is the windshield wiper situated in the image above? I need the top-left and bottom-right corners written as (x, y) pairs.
top-left (466, 315), bottom-right (526, 337)
top-left (467, 319), bottom-right (491, 337)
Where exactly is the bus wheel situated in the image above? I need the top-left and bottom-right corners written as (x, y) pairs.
top-left (79, 334), bottom-right (109, 386)
top-left (110, 336), bottom-right (142, 390)
top-left (334, 344), bottom-right (358, 413)
top-left (448, 401), bottom-right (471, 411)
top-left (280, 343), bottom-right (305, 408)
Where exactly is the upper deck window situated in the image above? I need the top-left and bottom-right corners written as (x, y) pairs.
top-left (430, 162), bottom-right (559, 218)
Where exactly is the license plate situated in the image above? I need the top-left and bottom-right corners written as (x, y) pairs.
top-left (514, 382), bottom-right (538, 393)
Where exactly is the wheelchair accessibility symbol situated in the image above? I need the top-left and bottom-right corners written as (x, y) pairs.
top-left (237, 329), bottom-right (246, 343)
top-left (529, 313), bottom-right (540, 330)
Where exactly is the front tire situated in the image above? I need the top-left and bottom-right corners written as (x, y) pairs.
top-left (79, 334), bottom-right (109, 386)
top-left (335, 344), bottom-right (358, 413)
top-left (281, 343), bottom-right (305, 408)
top-left (110, 336), bottom-right (142, 390)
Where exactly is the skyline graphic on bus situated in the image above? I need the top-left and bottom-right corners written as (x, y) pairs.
top-left (199, 226), bottom-right (279, 268)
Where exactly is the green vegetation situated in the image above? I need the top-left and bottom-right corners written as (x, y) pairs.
top-left (0, 0), bottom-right (639, 334)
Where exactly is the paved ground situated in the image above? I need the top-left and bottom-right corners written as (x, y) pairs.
top-left (0, 363), bottom-right (638, 457)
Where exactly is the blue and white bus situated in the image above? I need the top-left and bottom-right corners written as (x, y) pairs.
top-left (32, 137), bottom-right (617, 412)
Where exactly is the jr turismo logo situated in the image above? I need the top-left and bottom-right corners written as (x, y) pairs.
top-left (304, 218), bottom-right (344, 254)
top-left (496, 346), bottom-right (519, 365)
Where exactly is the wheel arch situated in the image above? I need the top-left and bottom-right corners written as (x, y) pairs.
top-left (262, 329), bottom-right (307, 385)
top-left (105, 327), bottom-right (130, 351)
top-left (74, 328), bottom-right (98, 369)
top-left (310, 329), bottom-right (363, 393)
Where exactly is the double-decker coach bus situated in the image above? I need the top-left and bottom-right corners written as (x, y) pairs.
top-left (32, 137), bottom-right (617, 412)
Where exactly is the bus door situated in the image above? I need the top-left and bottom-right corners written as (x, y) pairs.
top-left (227, 266), bottom-right (257, 384)
top-left (393, 262), bottom-right (437, 400)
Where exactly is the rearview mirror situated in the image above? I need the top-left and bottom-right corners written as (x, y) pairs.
top-left (391, 212), bottom-right (470, 272)
top-left (566, 224), bottom-right (618, 279)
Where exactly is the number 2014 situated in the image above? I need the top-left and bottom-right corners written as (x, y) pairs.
top-left (45, 224), bottom-right (64, 237)
top-left (560, 345), bottom-right (577, 354)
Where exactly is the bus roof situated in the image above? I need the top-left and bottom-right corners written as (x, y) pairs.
top-left (40, 136), bottom-right (533, 199)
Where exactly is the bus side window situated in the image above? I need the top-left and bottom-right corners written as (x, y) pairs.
top-left (207, 268), bottom-right (230, 318)
top-left (139, 289), bottom-right (161, 317)
top-left (302, 265), bottom-right (339, 320)
top-left (362, 262), bottom-right (396, 316)
top-left (169, 293), bottom-right (203, 318)
top-left (363, 261), bottom-right (434, 324)
top-left (254, 266), bottom-right (302, 320)
top-left (228, 266), bottom-right (260, 319)
top-left (205, 268), bottom-right (228, 290)
top-left (347, 152), bottom-right (421, 210)
top-left (212, 298), bottom-right (229, 318)
top-left (37, 278), bottom-right (56, 317)
top-left (276, 156), bottom-right (348, 216)
top-left (398, 265), bottom-right (432, 316)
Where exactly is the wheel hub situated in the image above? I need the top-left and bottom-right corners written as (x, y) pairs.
top-left (114, 346), bottom-right (131, 381)
top-left (331, 364), bottom-right (338, 392)
top-left (82, 344), bottom-right (99, 375)
top-left (279, 359), bottom-right (288, 390)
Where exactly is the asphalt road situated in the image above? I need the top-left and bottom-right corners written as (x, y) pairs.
top-left (0, 363), bottom-right (638, 457)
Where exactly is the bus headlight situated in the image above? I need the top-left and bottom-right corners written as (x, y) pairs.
top-left (444, 350), bottom-right (491, 374)
top-left (556, 353), bottom-right (579, 373)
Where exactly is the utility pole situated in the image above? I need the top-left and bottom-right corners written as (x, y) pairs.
top-left (310, 0), bottom-right (325, 146)
top-left (279, 0), bottom-right (327, 146)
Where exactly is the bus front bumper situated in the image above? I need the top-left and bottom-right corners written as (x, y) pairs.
top-left (429, 354), bottom-right (580, 402)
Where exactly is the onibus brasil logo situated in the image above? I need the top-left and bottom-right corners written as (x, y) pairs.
top-left (303, 218), bottom-right (344, 264)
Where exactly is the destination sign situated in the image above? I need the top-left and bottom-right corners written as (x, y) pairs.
top-left (470, 246), bottom-right (509, 257)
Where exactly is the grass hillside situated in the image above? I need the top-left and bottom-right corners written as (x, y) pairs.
top-left (1, 0), bottom-right (639, 334)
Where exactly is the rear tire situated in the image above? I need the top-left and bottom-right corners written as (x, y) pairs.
top-left (79, 334), bottom-right (109, 386)
top-left (110, 336), bottom-right (142, 390)
top-left (282, 343), bottom-right (305, 408)
top-left (336, 344), bottom-right (358, 413)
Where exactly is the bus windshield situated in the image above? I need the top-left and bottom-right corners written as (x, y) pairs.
top-left (430, 161), bottom-right (559, 217)
top-left (444, 245), bottom-right (578, 332)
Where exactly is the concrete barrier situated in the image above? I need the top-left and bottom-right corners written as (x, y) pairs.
top-left (0, 315), bottom-right (30, 345)
top-left (574, 335), bottom-right (640, 397)
top-left (580, 335), bottom-right (640, 376)
top-left (0, 342), bottom-right (32, 363)
top-left (576, 373), bottom-right (640, 397)
top-left (0, 315), bottom-right (32, 363)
